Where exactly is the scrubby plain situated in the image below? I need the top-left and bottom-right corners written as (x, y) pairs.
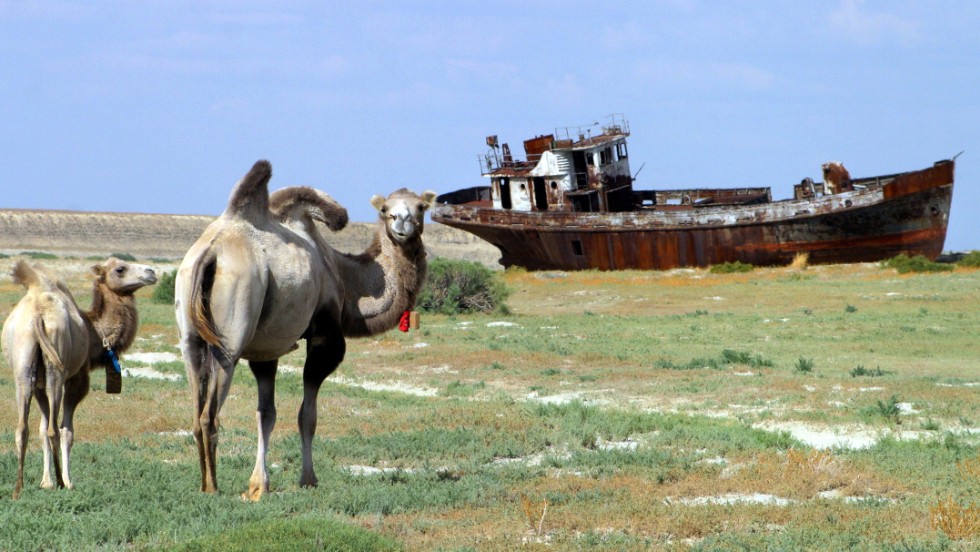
top-left (0, 255), bottom-right (978, 551)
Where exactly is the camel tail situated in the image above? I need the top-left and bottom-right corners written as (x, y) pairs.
top-left (225, 160), bottom-right (273, 220)
top-left (188, 248), bottom-right (227, 356)
top-left (11, 260), bottom-right (39, 289)
top-left (31, 310), bottom-right (64, 370)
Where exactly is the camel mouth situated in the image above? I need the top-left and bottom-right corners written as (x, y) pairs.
top-left (140, 275), bottom-right (158, 286)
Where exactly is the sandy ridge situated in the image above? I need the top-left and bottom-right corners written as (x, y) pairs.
top-left (0, 208), bottom-right (500, 266)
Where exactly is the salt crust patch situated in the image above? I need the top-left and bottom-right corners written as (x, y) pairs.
top-left (487, 321), bottom-right (518, 327)
top-left (345, 465), bottom-right (418, 476)
top-left (158, 430), bottom-right (193, 437)
top-left (669, 493), bottom-right (792, 506)
top-left (123, 367), bottom-right (181, 381)
top-left (121, 351), bottom-right (183, 380)
top-left (526, 391), bottom-right (608, 407)
top-left (753, 421), bottom-right (932, 450)
top-left (330, 375), bottom-right (438, 397)
top-left (126, 351), bottom-right (180, 364)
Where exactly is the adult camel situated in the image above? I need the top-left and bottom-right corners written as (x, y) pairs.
top-left (175, 160), bottom-right (435, 500)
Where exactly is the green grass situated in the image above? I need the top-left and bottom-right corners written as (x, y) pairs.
top-left (1, 258), bottom-right (978, 549)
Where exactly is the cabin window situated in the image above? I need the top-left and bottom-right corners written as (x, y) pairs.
top-left (586, 153), bottom-right (595, 167)
top-left (600, 147), bottom-right (612, 165)
top-left (571, 240), bottom-right (584, 256)
top-left (616, 143), bottom-right (628, 160)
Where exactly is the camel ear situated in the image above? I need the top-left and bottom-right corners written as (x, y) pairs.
top-left (421, 190), bottom-right (437, 208)
top-left (370, 194), bottom-right (386, 212)
top-left (91, 264), bottom-right (106, 280)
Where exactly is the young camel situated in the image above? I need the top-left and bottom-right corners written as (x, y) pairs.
top-left (2, 258), bottom-right (157, 499)
top-left (175, 160), bottom-right (435, 500)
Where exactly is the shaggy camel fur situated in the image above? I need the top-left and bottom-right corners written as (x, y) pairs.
top-left (2, 258), bottom-right (157, 499)
top-left (175, 159), bottom-right (435, 500)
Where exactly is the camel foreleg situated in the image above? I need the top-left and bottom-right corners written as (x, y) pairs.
top-left (245, 360), bottom-right (278, 502)
top-left (59, 368), bottom-right (90, 491)
top-left (297, 328), bottom-right (345, 489)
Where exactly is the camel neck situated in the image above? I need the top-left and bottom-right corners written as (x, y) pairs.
top-left (86, 283), bottom-right (139, 353)
top-left (338, 229), bottom-right (427, 337)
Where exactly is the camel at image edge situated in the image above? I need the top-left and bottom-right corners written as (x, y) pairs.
top-left (175, 159), bottom-right (435, 500)
top-left (2, 258), bottom-right (157, 499)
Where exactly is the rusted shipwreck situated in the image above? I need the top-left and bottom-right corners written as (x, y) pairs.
top-left (431, 115), bottom-right (956, 271)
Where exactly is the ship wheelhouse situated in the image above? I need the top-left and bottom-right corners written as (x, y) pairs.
top-left (483, 115), bottom-right (634, 213)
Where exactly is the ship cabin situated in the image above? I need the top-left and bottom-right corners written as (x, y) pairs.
top-left (481, 115), bottom-right (634, 213)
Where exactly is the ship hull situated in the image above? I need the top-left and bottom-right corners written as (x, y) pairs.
top-left (432, 161), bottom-right (954, 271)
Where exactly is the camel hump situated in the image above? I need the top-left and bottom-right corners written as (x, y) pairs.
top-left (10, 260), bottom-right (62, 292)
top-left (269, 186), bottom-right (349, 232)
top-left (11, 260), bottom-right (39, 288)
top-left (225, 160), bottom-right (273, 222)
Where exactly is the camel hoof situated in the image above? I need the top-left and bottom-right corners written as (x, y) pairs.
top-left (243, 484), bottom-right (264, 502)
top-left (299, 477), bottom-right (319, 489)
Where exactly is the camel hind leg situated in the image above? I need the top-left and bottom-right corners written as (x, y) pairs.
top-left (185, 340), bottom-right (237, 493)
top-left (12, 358), bottom-right (36, 499)
top-left (245, 359), bottom-right (278, 502)
top-left (297, 314), bottom-right (346, 489)
top-left (36, 362), bottom-right (66, 490)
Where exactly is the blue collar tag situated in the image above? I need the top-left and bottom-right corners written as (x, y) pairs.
top-left (105, 349), bottom-right (121, 374)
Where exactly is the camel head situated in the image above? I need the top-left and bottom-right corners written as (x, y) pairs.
top-left (91, 258), bottom-right (158, 295)
top-left (370, 188), bottom-right (437, 244)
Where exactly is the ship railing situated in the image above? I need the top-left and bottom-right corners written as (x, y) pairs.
top-left (553, 114), bottom-right (630, 144)
top-left (479, 153), bottom-right (543, 174)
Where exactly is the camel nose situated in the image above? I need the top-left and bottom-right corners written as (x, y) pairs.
top-left (143, 267), bottom-right (158, 284)
top-left (392, 215), bottom-right (416, 237)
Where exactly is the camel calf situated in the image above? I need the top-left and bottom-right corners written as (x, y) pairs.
top-left (2, 258), bottom-right (156, 499)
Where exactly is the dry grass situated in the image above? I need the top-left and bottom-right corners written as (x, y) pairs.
top-left (931, 498), bottom-right (980, 540)
top-left (789, 252), bottom-right (810, 270)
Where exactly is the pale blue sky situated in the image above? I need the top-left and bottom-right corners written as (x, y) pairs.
top-left (2, 1), bottom-right (976, 251)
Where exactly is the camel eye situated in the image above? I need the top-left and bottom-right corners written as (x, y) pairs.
top-left (115, 266), bottom-right (126, 275)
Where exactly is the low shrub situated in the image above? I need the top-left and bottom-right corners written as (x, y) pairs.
top-left (850, 365), bottom-right (887, 377)
top-left (111, 252), bottom-right (137, 261)
top-left (417, 257), bottom-right (509, 315)
top-left (794, 357), bottom-right (814, 373)
top-left (709, 261), bottom-right (753, 274)
top-left (957, 250), bottom-right (980, 268)
top-left (22, 251), bottom-right (57, 260)
top-left (882, 253), bottom-right (953, 274)
top-left (152, 270), bottom-right (176, 304)
top-left (874, 394), bottom-right (903, 425)
top-left (656, 350), bottom-right (772, 371)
